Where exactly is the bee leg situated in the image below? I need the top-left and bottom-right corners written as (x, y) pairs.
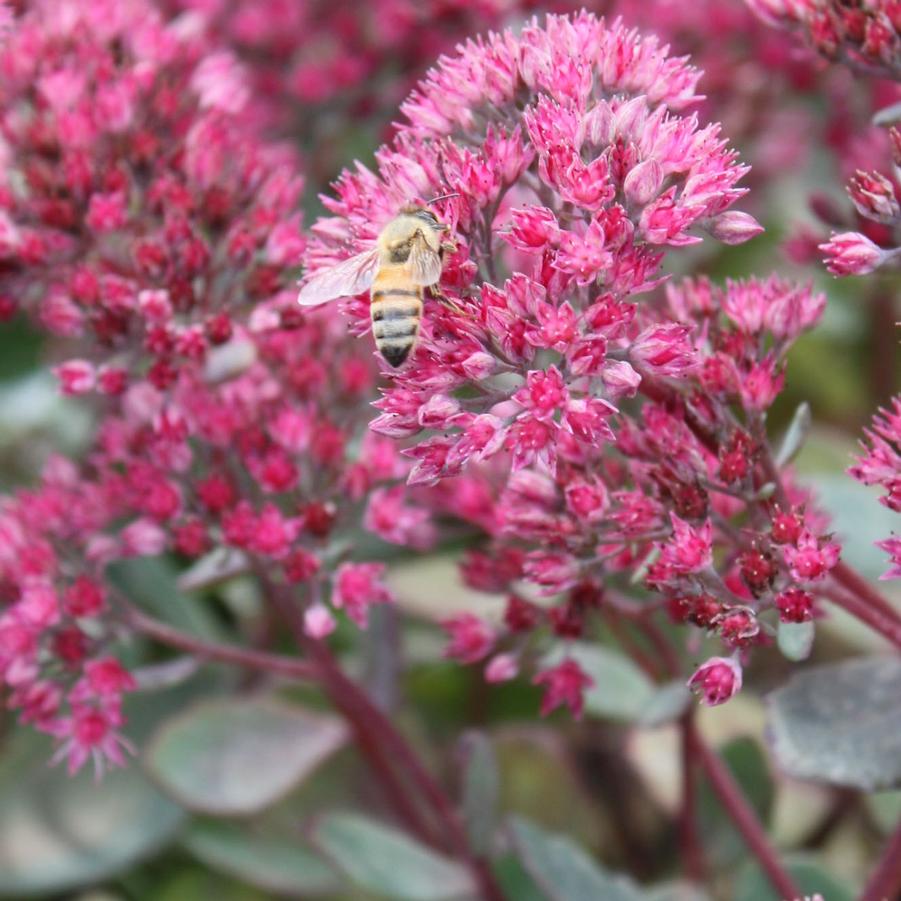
top-left (440, 240), bottom-right (457, 256)
top-left (430, 285), bottom-right (466, 316)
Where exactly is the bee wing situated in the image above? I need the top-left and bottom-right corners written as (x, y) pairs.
top-left (297, 248), bottom-right (380, 306)
top-left (408, 234), bottom-right (444, 286)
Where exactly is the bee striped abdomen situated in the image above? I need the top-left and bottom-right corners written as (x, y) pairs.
top-left (370, 277), bottom-right (423, 368)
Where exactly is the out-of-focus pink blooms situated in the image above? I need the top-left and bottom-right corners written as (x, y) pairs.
top-left (848, 170), bottom-right (900, 224)
top-left (485, 653), bottom-right (519, 683)
top-left (820, 232), bottom-right (890, 275)
top-left (442, 614), bottom-right (495, 664)
top-left (688, 656), bottom-right (742, 706)
top-left (533, 659), bottom-right (594, 719)
top-left (849, 397), bottom-right (901, 512)
top-left (744, 0), bottom-right (901, 78)
top-left (875, 537), bottom-right (901, 580)
top-left (364, 486), bottom-right (435, 550)
top-left (783, 530), bottom-right (841, 582)
top-left (50, 705), bottom-right (134, 779)
top-left (53, 360), bottom-right (96, 396)
top-left (332, 563), bottom-right (394, 628)
top-left (304, 603), bottom-right (337, 640)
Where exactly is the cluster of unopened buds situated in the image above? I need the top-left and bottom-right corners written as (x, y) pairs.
top-left (745, 0), bottom-right (901, 78)
top-left (816, 125), bottom-right (901, 276)
top-left (303, 12), bottom-right (843, 715)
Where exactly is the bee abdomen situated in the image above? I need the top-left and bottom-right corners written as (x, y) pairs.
top-left (371, 290), bottom-right (422, 368)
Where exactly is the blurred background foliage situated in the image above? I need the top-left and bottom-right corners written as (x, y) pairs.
top-left (0, 0), bottom-right (899, 899)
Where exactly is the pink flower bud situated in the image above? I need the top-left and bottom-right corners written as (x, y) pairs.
top-left (601, 361), bottom-right (641, 398)
top-left (507, 206), bottom-right (560, 251)
top-left (706, 211), bottom-right (764, 245)
top-left (443, 614), bottom-right (495, 664)
top-left (53, 360), bottom-right (95, 395)
top-left (485, 653), bottom-right (519, 683)
top-left (631, 324), bottom-right (697, 378)
top-left (688, 657), bottom-right (742, 706)
top-left (820, 232), bottom-right (889, 276)
top-left (623, 159), bottom-right (663, 206)
top-left (120, 519), bottom-right (168, 557)
top-left (304, 603), bottom-right (337, 639)
top-left (533, 659), bottom-right (594, 719)
top-left (848, 170), bottom-right (900, 224)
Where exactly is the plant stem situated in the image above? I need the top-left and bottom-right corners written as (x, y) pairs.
top-left (861, 815), bottom-right (901, 901)
top-left (679, 712), bottom-right (706, 883)
top-left (268, 582), bottom-right (508, 901)
top-left (123, 605), bottom-right (319, 681)
top-left (687, 721), bottom-right (802, 900)
top-left (832, 561), bottom-right (901, 627)
top-left (823, 584), bottom-right (901, 651)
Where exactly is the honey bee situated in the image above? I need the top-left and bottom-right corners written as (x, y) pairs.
top-left (297, 204), bottom-right (456, 367)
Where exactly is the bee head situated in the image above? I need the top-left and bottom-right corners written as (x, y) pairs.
top-left (403, 205), bottom-right (446, 233)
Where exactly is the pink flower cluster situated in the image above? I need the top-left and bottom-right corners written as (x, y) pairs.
top-left (304, 12), bottom-right (836, 716)
top-left (158, 0), bottom-right (562, 133)
top-left (0, 0), bottom-right (414, 772)
top-left (817, 127), bottom-right (901, 276)
top-left (745, 0), bottom-right (901, 79)
top-left (850, 396), bottom-right (901, 579)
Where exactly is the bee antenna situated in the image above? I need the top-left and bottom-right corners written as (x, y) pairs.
top-left (426, 192), bottom-right (459, 205)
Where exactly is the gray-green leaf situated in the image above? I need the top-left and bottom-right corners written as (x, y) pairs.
top-left (767, 657), bottom-right (901, 789)
top-left (145, 697), bottom-right (348, 814)
top-left (182, 819), bottom-right (340, 896)
top-left (313, 812), bottom-right (474, 900)
top-left (460, 731), bottom-right (499, 855)
top-left (508, 817), bottom-right (641, 901)
top-left (776, 620), bottom-right (815, 662)
top-left (0, 731), bottom-right (184, 898)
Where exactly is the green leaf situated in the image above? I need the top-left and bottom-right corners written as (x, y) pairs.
top-left (146, 697), bottom-right (348, 814)
top-left (182, 819), bottom-right (340, 896)
top-left (460, 731), bottom-right (499, 855)
top-left (492, 855), bottom-right (548, 901)
top-left (313, 812), bottom-right (475, 900)
top-left (645, 883), bottom-right (711, 901)
top-left (508, 817), bottom-right (641, 901)
top-left (866, 790), bottom-right (901, 834)
top-left (108, 556), bottom-right (224, 639)
top-left (639, 680), bottom-right (692, 728)
top-left (734, 854), bottom-right (854, 901)
top-left (0, 730), bottom-right (185, 898)
top-left (767, 656), bottom-right (901, 790)
top-left (775, 402), bottom-right (811, 467)
top-left (542, 643), bottom-right (655, 722)
top-left (776, 621), bottom-right (815, 662)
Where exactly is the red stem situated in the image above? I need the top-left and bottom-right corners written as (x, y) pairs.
top-left (688, 721), bottom-right (802, 900)
top-left (268, 584), bottom-right (507, 901)
top-left (832, 562), bottom-right (901, 627)
top-left (679, 713), bottom-right (706, 883)
top-left (861, 816), bottom-right (901, 901)
top-left (124, 605), bottom-right (319, 681)
top-left (822, 585), bottom-right (901, 651)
